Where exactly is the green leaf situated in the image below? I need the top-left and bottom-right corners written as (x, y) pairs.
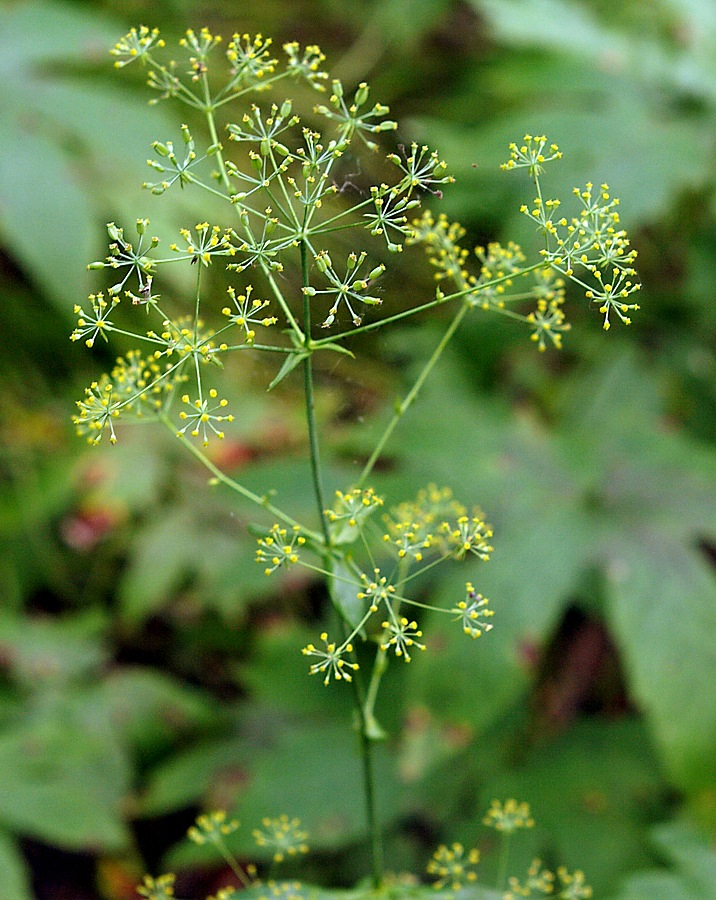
top-left (238, 620), bottom-right (356, 718)
top-left (118, 509), bottom-right (196, 623)
top-left (652, 821), bottom-right (716, 898)
top-left (0, 696), bottom-right (130, 850)
top-left (606, 536), bottom-right (716, 791)
top-left (139, 737), bottom-right (249, 817)
top-left (100, 667), bottom-right (218, 757)
top-left (0, 828), bottom-right (32, 900)
top-left (269, 350), bottom-right (310, 390)
top-left (472, 718), bottom-right (664, 894)
top-left (0, 115), bottom-right (95, 314)
top-left (0, 609), bottom-right (107, 686)
top-left (167, 720), bottom-right (403, 865)
top-left (612, 820), bottom-right (716, 899)
top-left (329, 557), bottom-right (366, 630)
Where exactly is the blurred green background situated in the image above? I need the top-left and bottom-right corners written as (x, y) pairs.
top-left (1, 0), bottom-right (715, 897)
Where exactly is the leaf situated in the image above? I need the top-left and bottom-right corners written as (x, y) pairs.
top-left (118, 509), bottom-right (196, 623)
top-left (100, 667), bottom-right (219, 756)
top-left (139, 737), bottom-right (249, 817)
top-left (0, 695), bottom-right (130, 850)
top-left (269, 350), bottom-right (310, 390)
top-left (472, 718), bottom-right (664, 894)
top-left (239, 885), bottom-right (501, 900)
top-left (238, 620), bottom-right (356, 718)
top-left (652, 820), bottom-right (716, 898)
top-left (328, 557), bottom-right (366, 630)
top-left (0, 113), bottom-right (95, 314)
top-left (605, 536), bottom-right (716, 792)
top-left (612, 819), bottom-right (716, 899)
top-left (166, 720), bottom-right (403, 866)
top-left (0, 828), bottom-right (32, 900)
top-left (0, 609), bottom-right (107, 686)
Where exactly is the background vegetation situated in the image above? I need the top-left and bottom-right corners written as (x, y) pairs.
top-left (0, 0), bottom-right (714, 897)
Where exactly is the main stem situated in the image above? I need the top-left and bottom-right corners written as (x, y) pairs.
top-left (300, 237), bottom-right (383, 887)
top-left (300, 238), bottom-right (331, 547)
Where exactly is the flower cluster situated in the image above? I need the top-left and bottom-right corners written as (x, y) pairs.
top-left (483, 798), bottom-right (535, 832)
top-left (301, 632), bottom-right (359, 685)
top-left (222, 285), bottom-right (277, 344)
top-left (187, 810), bottom-right (239, 846)
top-left (137, 873), bottom-right (175, 900)
top-left (314, 79), bottom-right (397, 149)
top-left (252, 815), bottom-right (310, 863)
top-left (259, 485), bottom-right (496, 681)
top-left (256, 525), bottom-right (306, 575)
top-left (506, 861), bottom-right (593, 899)
top-left (426, 842), bottom-right (480, 891)
top-left (324, 487), bottom-right (384, 544)
top-left (177, 390), bottom-right (234, 445)
top-left (305, 250), bottom-right (385, 327)
top-left (452, 583), bottom-right (494, 638)
top-left (501, 133), bottom-right (563, 177)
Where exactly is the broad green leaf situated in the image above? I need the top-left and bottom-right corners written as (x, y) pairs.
top-left (474, 0), bottom-right (716, 101)
top-left (118, 509), bottom-right (197, 623)
top-left (0, 117), bottom-right (95, 313)
top-left (0, 1), bottom-right (118, 69)
top-left (238, 620), bottom-right (356, 718)
top-left (167, 720), bottom-right (403, 866)
top-left (472, 718), bottom-right (663, 895)
top-left (611, 871), bottom-right (702, 899)
top-left (0, 609), bottom-right (107, 686)
top-left (0, 828), bottom-right (32, 900)
top-left (100, 667), bottom-right (219, 756)
top-left (0, 698), bottom-right (130, 850)
top-left (139, 737), bottom-right (250, 817)
top-left (239, 887), bottom-right (501, 900)
top-left (612, 820), bottom-right (716, 899)
top-left (651, 821), bottom-right (716, 898)
top-left (329, 557), bottom-right (366, 628)
top-left (606, 534), bottom-right (716, 793)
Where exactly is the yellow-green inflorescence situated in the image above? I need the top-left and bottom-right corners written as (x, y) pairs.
top-left (426, 842), bottom-right (480, 890)
top-left (254, 485), bottom-right (494, 683)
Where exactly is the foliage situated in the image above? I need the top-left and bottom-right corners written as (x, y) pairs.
top-left (0, 1), bottom-right (714, 898)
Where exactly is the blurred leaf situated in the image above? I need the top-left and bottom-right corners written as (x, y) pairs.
top-left (166, 719), bottom-right (403, 865)
top-left (359, 336), bottom-right (716, 801)
top-left (139, 736), bottom-right (249, 817)
top-left (612, 819), bottom-right (716, 899)
top-left (239, 885), bottom-right (500, 900)
top-left (101, 667), bottom-right (219, 757)
top-left (118, 508), bottom-right (197, 623)
top-left (474, 0), bottom-right (716, 101)
top-left (0, 828), bottom-right (32, 900)
top-left (0, 693), bottom-right (130, 850)
top-left (0, 1), bottom-right (221, 314)
top-left (606, 537), bottom-right (716, 791)
top-left (329, 558), bottom-right (366, 630)
top-left (471, 718), bottom-right (664, 895)
top-left (238, 620), bottom-right (356, 718)
top-left (651, 820), bottom-right (716, 897)
top-left (0, 608), bottom-right (107, 686)
top-left (0, 0), bottom-right (119, 311)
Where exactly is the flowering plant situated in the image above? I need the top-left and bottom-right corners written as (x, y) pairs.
top-left (73, 25), bottom-right (639, 897)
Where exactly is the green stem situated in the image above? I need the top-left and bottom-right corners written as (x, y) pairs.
top-left (300, 238), bottom-right (331, 546)
top-left (163, 415), bottom-right (323, 543)
top-left (341, 621), bottom-right (384, 889)
top-left (357, 300), bottom-right (470, 488)
top-left (359, 711), bottom-right (384, 889)
top-left (496, 831), bottom-right (512, 893)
